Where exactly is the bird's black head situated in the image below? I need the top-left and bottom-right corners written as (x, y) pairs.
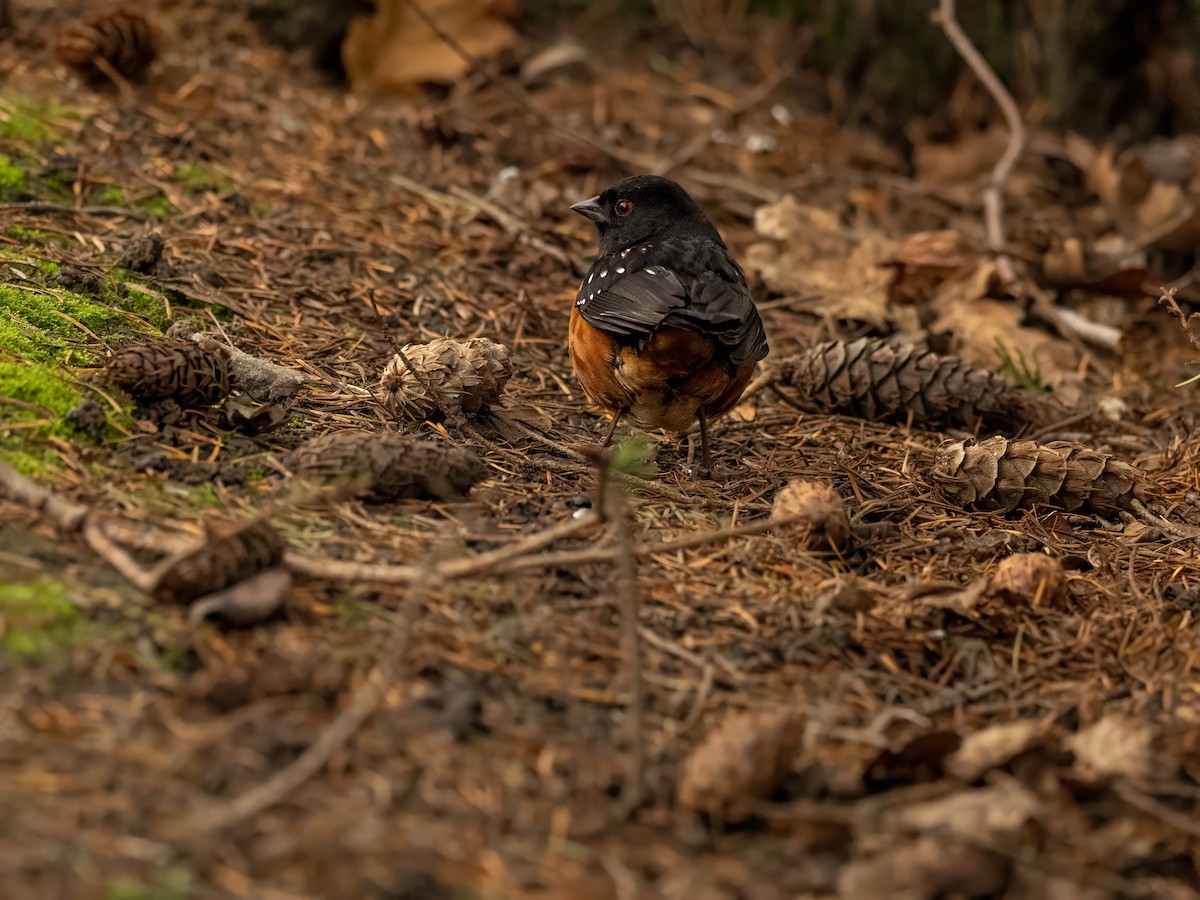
top-left (570, 175), bottom-right (722, 256)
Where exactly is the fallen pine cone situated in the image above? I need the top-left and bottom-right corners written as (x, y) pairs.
top-left (677, 709), bottom-right (803, 824)
top-left (769, 479), bottom-right (851, 552)
top-left (988, 552), bottom-right (1067, 609)
top-left (103, 340), bottom-right (232, 405)
top-left (932, 436), bottom-right (1144, 516)
top-left (53, 7), bottom-right (159, 84)
top-left (153, 516), bottom-right (287, 604)
top-left (288, 429), bottom-right (486, 502)
top-left (380, 337), bottom-right (511, 422)
top-left (776, 337), bottom-right (1040, 431)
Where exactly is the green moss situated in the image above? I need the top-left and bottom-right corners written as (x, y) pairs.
top-left (0, 97), bottom-right (77, 144)
top-left (172, 161), bottom-right (233, 194)
top-left (0, 155), bottom-right (27, 202)
top-left (96, 185), bottom-right (126, 206)
top-left (8, 224), bottom-right (48, 241)
top-left (103, 867), bottom-right (192, 900)
top-left (186, 483), bottom-right (221, 508)
top-left (136, 193), bottom-right (174, 220)
top-left (0, 580), bottom-right (81, 658)
top-left (0, 360), bottom-right (80, 421)
top-left (0, 360), bottom-right (82, 473)
top-left (0, 282), bottom-right (166, 365)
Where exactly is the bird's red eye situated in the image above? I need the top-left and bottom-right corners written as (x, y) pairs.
top-left (615, 199), bottom-right (634, 217)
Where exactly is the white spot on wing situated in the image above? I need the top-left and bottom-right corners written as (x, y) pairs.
top-left (600, 269), bottom-right (608, 278)
top-left (644, 268), bottom-right (657, 276)
top-left (621, 249), bottom-right (630, 258)
top-left (588, 273), bottom-right (594, 283)
top-left (616, 267), bottom-right (625, 274)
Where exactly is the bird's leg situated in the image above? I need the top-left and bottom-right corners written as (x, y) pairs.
top-left (696, 410), bottom-right (712, 479)
top-left (601, 410), bottom-right (624, 448)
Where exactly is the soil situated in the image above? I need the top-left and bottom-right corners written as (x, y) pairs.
top-left (2, 3), bottom-right (1200, 900)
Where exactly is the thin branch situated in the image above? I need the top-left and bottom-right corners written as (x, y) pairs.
top-left (287, 509), bottom-right (601, 583)
top-left (608, 485), bottom-right (645, 816)
top-left (1159, 285), bottom-right (1200, 354)
top-left (171, 658), bottom-right (397, 836)
top-left (0, 460), bottom-right (88, 531)
top-left (933, 0), bottom-right (1026, 287)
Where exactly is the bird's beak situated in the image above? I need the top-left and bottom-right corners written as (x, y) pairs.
top-left (570, 196), bottom-right (605, 223)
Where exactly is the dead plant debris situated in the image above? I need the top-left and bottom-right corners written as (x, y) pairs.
top-left (102, 339), bottom-right (233, 405)
top-left (776, 336), bottom-right (1043, 432)
top-left (768, 478), bottom-right (851, 552)
top-left (3, 2), bottom-right (1200, 897)
top-left (379, 335), bottom-right (511, 422)
top-left (676, 709), bottom-right (804, 824)
top-left (287, 428), bottom-right (487, 501)
top-left (52, 6), bottom-right (159, 85)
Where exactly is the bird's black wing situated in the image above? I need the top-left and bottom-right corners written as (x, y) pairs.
top-left (575, 255), bottom-right (689, 343)
top-left (575, 241), bottom-right (769, 366)
top-left (674, 272), bottom-right (769, 367)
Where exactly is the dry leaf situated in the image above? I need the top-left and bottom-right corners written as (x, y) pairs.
top-left (1068, 716), bottom-right (1156, 784)
top-left (883, 230), bottom-right (978, 305)
top-left (929, 263), bottom-right (1081, 399)
top-left (947, 719), bottom-right (1050, 782)
top-left (837, 838), bottom-right (1008, 900)
top-left (1085, 140), bottom-right (1200, 253)
top-left (912, 126), bottom-right (1008, 188)
top-left (890, 777), bottom-right (1039, 839)
top-left (746, 195), bottom-right (900, 327)
top-left (343, 0), bottom-right (517, 95)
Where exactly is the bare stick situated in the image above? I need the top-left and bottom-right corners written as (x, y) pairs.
top-left (287, 509), bottom-right (601, 583)
top-left (608, 486), bottom-right (645, 816)
top-left (933, 0), bottom-right (1026, 287)
top-left (172, 651), bottom-right (399, 836)
top-left (1159, 285), bottom-right (1200, 354)
top-left (0, 461), bottom-right (88, 531)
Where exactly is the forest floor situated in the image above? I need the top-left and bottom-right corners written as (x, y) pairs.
top-left (3, 2), bottom-right (1200, 899)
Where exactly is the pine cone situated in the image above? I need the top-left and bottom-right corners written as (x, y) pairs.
top-left (153, 516), bottom-right (286, 604)
top-left (776, 337), bottom-right (1038, 431)
top-left (769, 479), bottom-right (851, 551)
top-left (288, 429), bottom-right (487, 502)
top-left (103, 340), bottom-right (232, 405)
top-left (988, 552), bottom-right (1067, 608)
top-left (53, 8), bottom-right (159, 84)
top-left (932, 436), bottom-right (1145, 516)
top-left (677, 709), bottom-right (803, 823)
top-left (380, 337), bottom-right (512, 421)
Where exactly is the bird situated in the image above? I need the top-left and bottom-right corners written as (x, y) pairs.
top-left (568, 174), bottom-right (768, 476)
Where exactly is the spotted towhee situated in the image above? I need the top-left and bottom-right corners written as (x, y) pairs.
top-left (569, 175), bottom-right (768, 475)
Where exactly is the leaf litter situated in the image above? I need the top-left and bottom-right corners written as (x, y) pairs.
top-left (1, 2), bottom-right (1200, 898)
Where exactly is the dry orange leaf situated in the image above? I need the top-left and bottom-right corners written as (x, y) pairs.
top-left (343, 0), bottom-right (518, 95)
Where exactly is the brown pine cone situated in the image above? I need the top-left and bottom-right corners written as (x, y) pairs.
top-left (103, 340), bottom-right (232, 405)
top-left (776, 337), bottom-right (1040, 431)
top-left (932, 436), bottom-right (1145, 516)
top-left (380, 337), bottom-right (512, 422)
top-left (288, 429), bottom-right (487, 502)
top-left (677, 709), bottom-right (804, 823)
top-left (153, 516), bottom-right (287, 604)
top-left (53, 8), bottom-right (159, 84)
